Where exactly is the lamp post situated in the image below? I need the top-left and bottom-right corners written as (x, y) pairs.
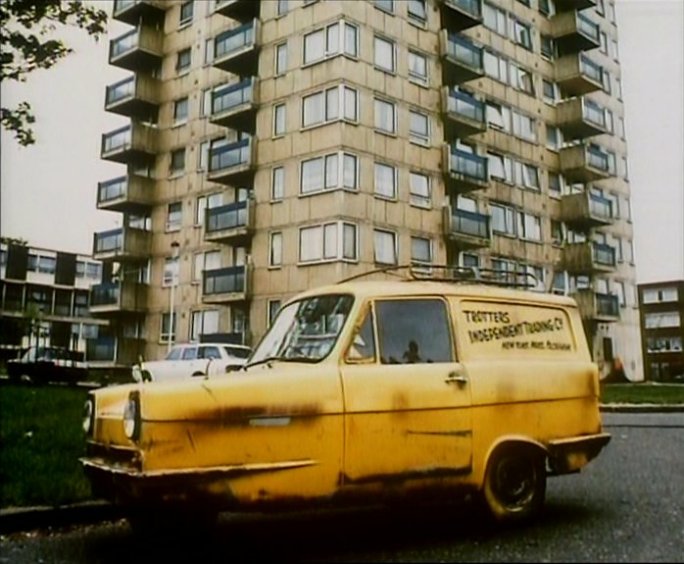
top-left (168, 241), bottom-right (180, 353)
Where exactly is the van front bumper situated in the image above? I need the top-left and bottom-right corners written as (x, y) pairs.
top-left (547, 432), bottom-right (611, 474)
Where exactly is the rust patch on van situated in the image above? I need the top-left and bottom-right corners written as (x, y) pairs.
top-left (183, 403), bottom-right (323, 426)
top-left (392, 392), bottom-right (410, 412)
top-left (341, 464), bottom-right (471, 486)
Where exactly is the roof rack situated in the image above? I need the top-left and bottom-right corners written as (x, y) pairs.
top-left (337, 264), bottom-right (538, 289)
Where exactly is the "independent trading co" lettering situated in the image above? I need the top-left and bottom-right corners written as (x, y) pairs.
top-left (463, 310), bottom-right (565, 344)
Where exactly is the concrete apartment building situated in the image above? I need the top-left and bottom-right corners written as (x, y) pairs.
top-left (0, 241), bottom-right (106, 365)
top-left (92, 0), bottom-right (642, 380)
top-left (638, 280), bottom-right (684, 382)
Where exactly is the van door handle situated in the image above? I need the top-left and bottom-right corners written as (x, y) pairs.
top-left (445, 371), bottom-right (468, 386)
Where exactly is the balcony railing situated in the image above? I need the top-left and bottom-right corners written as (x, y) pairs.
top-left (97, 174), bottom-right (154, 214)
top-left (556, 96), bottom-right (607, 139)
top-left (562, 241), bottom-right (616, 274)
top-left (573, 289), bottom-right (619, 321)
top-left (555, 53), bottom-right (603, 96)
top-left (560, 191), bottom-right (613, 230)
top-left (596, 292), bottom-right (620, 318)
top-left (443, 88), bottom-right (486, 138)
top-left (92, 227), bottom-right (152, 262)
top-left (552, 11), bottom-right (600, 55)
top-left (105, 74), bottom-right (159, 118)
top-left (86, 335), bottom-right (145, 366)
top-left (202, 265), bottom-right (249, 303)
top-left (209, 78), bottom-right (258, 133)
top-left (112, 0), bottom-right (165, 25)
top-left (592, 242), bottom-right (616, 268)
top-left (440, 0), bottom-right (483, 32)
top-left (444, 145), bottom-right (489, 193)
top-left (440, 31), bottom-right (484, 86)
top-left (207, 138), bottom-right (254, 185)
top-left (101, 123), bottom-right (156, 164)
top-left (109, 27), bottom-right (163, 71)
top-left (443, 206), bottom-right (490, 248)
top-left (559, 142), bottom-right (613, 183)
top-left (214, 0), bottom-right (260, 22)
top-left (90, 280), bottom-right (147, 314)
top-left (554, 0), bottom-right (596, 12)
top-left (213, 20), bottom-right (259, 75)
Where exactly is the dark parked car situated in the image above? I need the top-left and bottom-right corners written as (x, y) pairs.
top-left (7, 346), bottom-right (88, 385)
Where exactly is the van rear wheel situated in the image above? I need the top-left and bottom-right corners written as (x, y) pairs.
top-left (482, 446), bottom-right (546, 523)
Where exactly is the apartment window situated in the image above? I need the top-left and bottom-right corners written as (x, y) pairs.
top-left (548, 172), bottom-right (562, 197)
top-left (518, 212), bottom-right (542, 241)
top-left (268, 300), bottom-right (282, 327)
top-left (374, 0), bottom-right (394, 13)
top-left (374, 162), bottom-right (397, 199)
top-left (269, 232), bottom-right (283, 267)
top-left (170, 148), bottom-right (186, 174)
top-left (512, 19), bottom-right (533, 50)
top-left (486, 102), bottom-right (511, 132)
top-left (303, 21), bottom-right (358, 65)
top-left (512, 110), bottom-right (536, 142)
top-left (374, 98), bottom-right (396, 134)
top-left (161, 313), bottom-right (176, 344)
top-left (643, 287), bottom-right (680, 304)
top-left (179, 1), bottom-right (193, 26)
top-left (408, 50), bottom-right (428, 85)
top-left (483, 51), bottom-right (508, 82)
top-left (193, 250), bottom-right (220, 283)
top-left (302, 85), bottom-right (358, 127)
top-left (515, 162), bottom-right (540, 191)
top-left (277, 0), bottom-right (288, 16)
top-left (551, 220), bottom-right (564, 245)
top-left (190, 310), bottom-right (219, 341)
top-left (272, 166), bottom-right (285, 201)
top-left (490, 203), bottom-right (516, 236)
top-left (374, 229), bottom-right (397, 265)
top-left (299, 222), bottom-right (358, 263)
top-left (487, 152), bottom-right (513, 183)
top-left (602, 70), bottom-right (612, 94)
top-left (176, 48), bottom-right (191, 73)
top-left (197, 141), bottom-right (209, 171)
top-left (540, 35), bottom-right (555, 60)
top-left (460, 252), bottom-right (480, 269)
top-left (174, 97), bottom-right (189, 124)
top-left (538, 0), bottom-right (555, 17)
top-left (524, 265), bottom-right (545, 292)
top-left (195, 192), bottom-right (221, 226)
top-left (163, 256), bottom-right (179, 287)
top-left (166, 202), bottom-right (182, 232)
top-left (510, 63), bottom-right (535, 95)
top-left (274, 103), bottom-right (286, 136)
top-left (483, 3), bottom-right (507, 35)
top-left (300, 152), bottom-right (358, 194)
top-left (645, 312), bottom-right (681, 329)
top-left (409, 109), bottom-right (430, 145)
top-left (409, 171), bottom-right (431, 208)
top-left (275, 42), bottom-right (287, 75)
top-left (200, 88), bottom-right (211, 117)
top-left (546, 125), bottom-right (561, 151)
top-left (411, 236), bottom-right (432, 268)
top-left (374, 35), bottom-right (396, 73)
top-left (407, 0), bottom-right (427, 25)
top-left (204, 39), bottom-right (214, 64)
top-left (542, 79), bottom-right (558, 104)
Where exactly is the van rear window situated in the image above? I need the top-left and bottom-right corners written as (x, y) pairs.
top-left (458, 300), bottom-right (576, 359)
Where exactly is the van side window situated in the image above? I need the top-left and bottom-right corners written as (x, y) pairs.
top-left (375, 299), bottom-right (453, 364)
top-left (181, 346), bottom-right (198, 360)
top-left (199, 346), bottom-right (221, 359)
top-left (346, 308), bottom-right (376, 362)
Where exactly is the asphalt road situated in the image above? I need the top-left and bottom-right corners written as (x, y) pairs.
top-left (1, 412), bottom-right (682, 563)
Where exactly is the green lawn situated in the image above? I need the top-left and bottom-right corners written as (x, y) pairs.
top-left (600, 382), bottom-right (684, 405)
top-left (0, 384), bottom-right (93, 508)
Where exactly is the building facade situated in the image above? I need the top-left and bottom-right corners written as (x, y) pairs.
top-left (0, 241), bottom-right (106, 365)
top-left (638, 280), bottom-right (684, 382)
top-left (93, 0), bottom-right (642, 379)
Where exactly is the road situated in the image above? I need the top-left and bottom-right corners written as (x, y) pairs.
top-left (1, 412), bottom-right (682, 563)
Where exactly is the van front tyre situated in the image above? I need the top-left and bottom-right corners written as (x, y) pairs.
top-left (482, 446), bottom-right (546, 523)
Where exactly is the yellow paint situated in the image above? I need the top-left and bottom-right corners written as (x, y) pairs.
top-left (82, 280), bottom-right (609, 510)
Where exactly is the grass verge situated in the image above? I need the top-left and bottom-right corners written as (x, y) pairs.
top-left (601, 382), bottom-right (684, 405)
top-left (0, 384), bottom-right (92, 508)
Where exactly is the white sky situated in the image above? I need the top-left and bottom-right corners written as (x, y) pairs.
top-left (1, 0), bottom-right (682, 283)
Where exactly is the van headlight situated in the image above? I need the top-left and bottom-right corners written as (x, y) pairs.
top-left (123, 391), bottom-right (141, 441)
top-left (82, 397), bottom-right (94, 435)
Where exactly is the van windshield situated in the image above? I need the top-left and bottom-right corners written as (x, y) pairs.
top-left (247, 294), bottom-right (354, 367)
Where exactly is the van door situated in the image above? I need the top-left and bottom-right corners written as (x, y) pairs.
top-left (340, 297), bottom-right (472, 487)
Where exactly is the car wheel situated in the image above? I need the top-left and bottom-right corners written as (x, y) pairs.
top-left (482, 445), bottom-right (546, 523)
top-left (191, 371), bottom-right (205, 377)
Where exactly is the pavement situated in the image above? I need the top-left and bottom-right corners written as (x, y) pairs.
top-left (1, 403), bottom-right (682, 536)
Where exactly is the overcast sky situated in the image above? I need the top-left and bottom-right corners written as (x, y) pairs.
top-left (1, 0), bottom-right (682, 284)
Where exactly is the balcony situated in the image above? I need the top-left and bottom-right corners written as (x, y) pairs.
top-left (556, 96), bottom-right (608, 139)
top-left (442, 88), bottom-right (487, 139)
top-left (97, 174), bottom-right (155, 214)
top-left (439, 31), bottom-right (484, 86)
top-left (442, 205), bottom-right (490, 249)
top-left (101, 123), bottom-right (157, 164)
top-left (443, 145), bottom-right (489, 193)
top-left (109, 27), bottom-right (163, 71)
top-left (212, 20), bottom-right (259, 76)
top-left (204, 200), bottom-right (255, 245)
top-left (112, 0), bottom-right (165, 25)
top-left (105, 75), bottom-right (160, 119)
top-left (562, 241), bottom-right (616, 274)
top-left (555, 53), bottom-right (603, 96)
top-left (559, 142), bottom-right (613, 183)
top-left (214, 0), bottom-right (260, 22)
top-left (209, 78), bottom-right (258, 134)
top-left (92, 227), bottom-right (152, 262)
top-left (207, 138), bottom-right (255, 185)
top-left (554, 0), bottom-right (596, 12)
top-left (573, 289), bottom-right (619, 322)
top-left (560, 191), bottom-right (613, 230)
top-left (440, 0), bottom-right (482, 32)
top-left (89, 281), bottom-right (147, 316)
top-left (202, 265), bottom-right (250, 304)
top-left (86, 335), bottom-right (145, 367)
top-left (552, 11), bottom-right (600, 55)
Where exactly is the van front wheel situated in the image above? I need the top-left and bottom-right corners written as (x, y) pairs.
top-left (482, 446), bottom-right (546, 523)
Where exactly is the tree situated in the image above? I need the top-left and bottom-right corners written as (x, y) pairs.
top-left (0, 0), bottom-right (108, 146)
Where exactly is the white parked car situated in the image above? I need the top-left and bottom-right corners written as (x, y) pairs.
top-left (131, 343), bottom-right (252, 383)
